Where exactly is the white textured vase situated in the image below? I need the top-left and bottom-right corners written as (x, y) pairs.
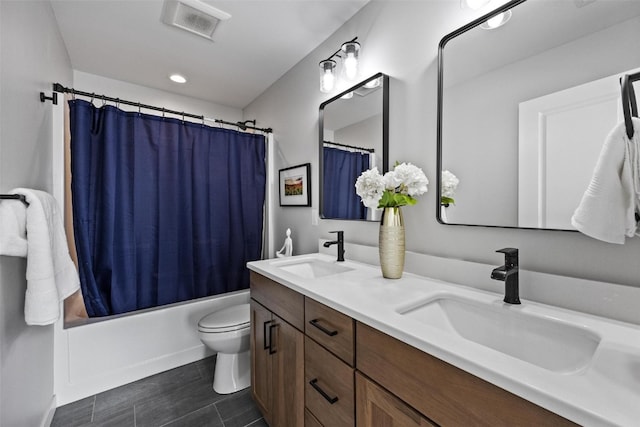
top-left (379, 207), bottom-right (405, 279)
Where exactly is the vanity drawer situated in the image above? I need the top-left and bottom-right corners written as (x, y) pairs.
top-left (305, 297), bottom-right (355, 366)
top-left (250, 271), bottom-right (304, 331)
top-left (356, 322), bottom-right (577, 427)
top-left (305, 336), bottom-right (354, 427)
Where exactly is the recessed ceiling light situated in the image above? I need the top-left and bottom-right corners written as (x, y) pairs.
top-left (170, 74), bottom-right (187, 83)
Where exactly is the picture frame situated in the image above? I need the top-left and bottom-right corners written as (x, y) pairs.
top-left (279, 163), bottom-right (311, 207)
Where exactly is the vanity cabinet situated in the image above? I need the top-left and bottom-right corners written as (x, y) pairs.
top-left (356, 322), bottom-right (577, 427)
top-left (249, 272), bottom-right (576, 427)
top-left (250, 272), bottom-right (305, 427)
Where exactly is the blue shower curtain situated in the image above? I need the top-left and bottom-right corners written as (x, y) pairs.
top-left (69, 99), bottom-right (266, 317)
top-left (323, 146), bottom-right (369, 219)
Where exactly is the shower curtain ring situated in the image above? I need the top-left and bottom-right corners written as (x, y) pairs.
top-left (201, 115), bottom-right (205, 126)
top-left (90, 93), bottom-right (95, 104)
top-left (137, 102), bottom-right (141, 114)
top-left (162, 108), bottom-right (165, 118)
top-left (182, 112), bottom-right (185, 123)
top-left (116, 98), bottom-right (120, 109)
top-left (101, 95), bottom-right (106, 106)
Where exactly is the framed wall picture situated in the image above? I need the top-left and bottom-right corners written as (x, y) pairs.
top-left (279, 163), bottom-right (311, 207)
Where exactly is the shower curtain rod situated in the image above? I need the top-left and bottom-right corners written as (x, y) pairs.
top-left (323, 140), bottom-right (374, 153)
top-left (52, 83), bottom-right (273, 133)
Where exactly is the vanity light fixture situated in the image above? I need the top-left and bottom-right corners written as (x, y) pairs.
top-left (319, 60), bottom-right (337, 93)
top-left (169, 73), bottom-right (187, 83)
top-left (480, 9), bottom-right (512, 29)
top-left (319, 36), bottom-right (361, 93)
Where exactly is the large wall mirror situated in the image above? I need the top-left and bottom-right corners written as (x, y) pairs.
top-left (320, 73), bottom-right (389, 221)
top-left (437, 0), bottom-right (640, 230)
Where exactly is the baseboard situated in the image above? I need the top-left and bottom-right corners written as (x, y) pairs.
top-left (41, 395), bottom-right (57, 427)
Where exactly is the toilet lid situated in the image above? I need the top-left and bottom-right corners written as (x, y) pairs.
top-left (198, 303), bottom-right (250, 332)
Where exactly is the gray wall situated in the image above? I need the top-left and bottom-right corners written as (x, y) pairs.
top-left (0, 1), bottom-right (72, 425)
top-left (245, 1), bottom-right (640, 287)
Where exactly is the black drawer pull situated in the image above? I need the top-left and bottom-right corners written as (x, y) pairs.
top-left (309, 378), bottom-right (339, 404)
top-left (268, 323), bottom-right (278, 355)
top-left (263, 320), bottom-right (272, 350)
top-left (309, 319), bottom-right (338, 336)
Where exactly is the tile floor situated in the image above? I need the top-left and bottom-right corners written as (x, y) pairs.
top-left (51, 356), bottom-right (266, 427)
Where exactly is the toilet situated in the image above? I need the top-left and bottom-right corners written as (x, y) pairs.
top-left (198, 303), bottom-right (251, 394)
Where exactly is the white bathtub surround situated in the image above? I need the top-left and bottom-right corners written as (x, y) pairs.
top-left (54, 289), bottom-right (249, 405)
top-left (250, 246), bottom-right (640, 426)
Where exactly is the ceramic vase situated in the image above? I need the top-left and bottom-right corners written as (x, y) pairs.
top-left (379, 207), bottom-right (405, 279)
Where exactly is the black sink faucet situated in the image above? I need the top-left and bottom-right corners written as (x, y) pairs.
top-left (491, 248), bottom-right (520, 304)
top-left (323, 231), bottom-right (345, 262)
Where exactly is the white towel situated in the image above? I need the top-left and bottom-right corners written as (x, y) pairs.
top-left (0, 199), bottom-right (27, 256)
top-left (9, 189), bottom-right (80, 325)
top-left (571, 118), bottom-right (640, 244)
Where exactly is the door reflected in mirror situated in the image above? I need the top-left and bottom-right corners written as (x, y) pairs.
top-left (319, 73), bottom-right (389, 221)
top-left (437, 0), bottom-right (640, 230)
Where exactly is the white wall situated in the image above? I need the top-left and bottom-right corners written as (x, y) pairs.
top-left (0, 1), bottom-right (72, 426)
top-left (244, 1), bottom-right (640, 288)
top-left (72, 71), bottom-right (243, 124)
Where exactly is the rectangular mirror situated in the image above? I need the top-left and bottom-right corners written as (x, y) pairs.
top-left (437, 0), bottom-right (640, 230)
top-left (319, 73), bottom-right (389, 221)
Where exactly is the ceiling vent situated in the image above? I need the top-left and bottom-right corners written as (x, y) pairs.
top-left (161, 0), bottom-right (231, 41)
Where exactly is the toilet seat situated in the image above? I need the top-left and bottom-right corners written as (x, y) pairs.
top-left (198, 303), bottom-right (250, 333)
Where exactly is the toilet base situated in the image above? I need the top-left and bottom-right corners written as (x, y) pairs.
top-left (213, 350), bottom-right (251, 394)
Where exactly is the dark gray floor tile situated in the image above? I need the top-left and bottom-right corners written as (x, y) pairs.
top-left (94, 360), bottom-right (204, 414)
top-left (194, 355), bottom-right (216, 381)
top-left (92, 403), bottom-right (135, 427)
top-left (215, 389), bottom-right (262, 427)
top-left (159, 403), bottom-right (224, 427)
top-left (51, 396), bottom-right (95, 427)
top-left (134, 376), bottom-right (223, 427)
top-left (245, 418), bottom-right (268, 427)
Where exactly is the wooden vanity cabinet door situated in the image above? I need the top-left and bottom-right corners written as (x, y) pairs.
top-left (250, 299), bottom-right (272, 424)
top-left (356, 372), bottom-right (436, 427)
top-left (271, 314), bottom-right (305, 427)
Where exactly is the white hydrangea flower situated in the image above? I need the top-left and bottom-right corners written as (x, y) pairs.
top-left (441, 170), bottom-right (459, 198)
top-left (390, 162), bottom-right (429, 196)
top-left (354, 167), bottom-right (385, 209)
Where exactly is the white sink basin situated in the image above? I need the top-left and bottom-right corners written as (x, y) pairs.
top-left (274, 258), bottom-right (353, 279)
top-left (397, 294), bottom-right (601, 374)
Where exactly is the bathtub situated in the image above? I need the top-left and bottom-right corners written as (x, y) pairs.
top-left (53, 289), bottom-right (249, 405)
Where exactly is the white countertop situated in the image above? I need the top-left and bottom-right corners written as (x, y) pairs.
top-left (248, 253), bottom-right (640, 427)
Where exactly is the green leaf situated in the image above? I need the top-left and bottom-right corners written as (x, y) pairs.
top-left (441, 196), bottom-right (455, 205)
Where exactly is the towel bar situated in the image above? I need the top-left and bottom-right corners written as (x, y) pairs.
top-left (0, 194), bottom-right (29, 206)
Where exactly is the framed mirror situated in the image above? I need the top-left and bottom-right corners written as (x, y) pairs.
top-left (319, 73), bottom-right (389, 221)
top-left (437, 0), bottom-right (640, 230)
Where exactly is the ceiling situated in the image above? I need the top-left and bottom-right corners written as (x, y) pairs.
top-left (50, 0), bottom-right (369, 109)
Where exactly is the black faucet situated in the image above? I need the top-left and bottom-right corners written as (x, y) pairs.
top-left (323, 231), bottom-right (345, 262)
top-left (491, 248), bottom-right (520, 304)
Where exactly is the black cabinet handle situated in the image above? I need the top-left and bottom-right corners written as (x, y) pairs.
top-left (309, 319), bottom-right (338, 337)
top-left (309, 378), bottom-right (338, 404)
top-left (268, 324), bottom-right (278, 355)
top-left (263, 320), bottom-right (272, 350)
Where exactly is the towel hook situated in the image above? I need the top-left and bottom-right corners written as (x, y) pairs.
top-left (621, 74), bottom-right (638, 140)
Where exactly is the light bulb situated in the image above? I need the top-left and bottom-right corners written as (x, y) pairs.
top-left (322, 71), bottom-right (335, 92)
top-left (344, 54), bottom-right (358, 80)
top-left (341, 92), bottom-right (353, 99)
